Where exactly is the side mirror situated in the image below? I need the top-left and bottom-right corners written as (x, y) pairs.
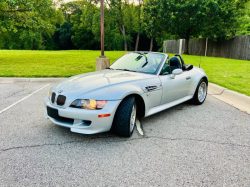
top-left (170, 69), bottom-right (183, 79)
top-left (186, 65), bottom-right (193, 71)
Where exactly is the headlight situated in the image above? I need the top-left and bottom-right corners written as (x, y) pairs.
top-left (70, 99), bottom-right (107, 110)
top-left (47, 89), bottom-right (51, 100)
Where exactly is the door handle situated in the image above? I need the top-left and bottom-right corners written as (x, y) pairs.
top-left (186, 76), bottom-right (191, 80)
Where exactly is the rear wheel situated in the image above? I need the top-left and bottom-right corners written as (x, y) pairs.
top-left (192, 79), bottom-right (207, 105)
top-left (112, 96), bottom-right (136, 137)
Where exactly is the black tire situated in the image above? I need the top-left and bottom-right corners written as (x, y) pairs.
top-left (191, 79), bottom-right (207, 105)
top-left (112, 96), bottom-right (136, 137)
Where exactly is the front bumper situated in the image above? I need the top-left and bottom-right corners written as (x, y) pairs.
top-left (44, 98), bottom-right (121, 134)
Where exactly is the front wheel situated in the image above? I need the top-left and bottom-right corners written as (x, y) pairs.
top-left (112, 96), bottom-right (137, 137)
top-left (192, 79), bottom-right (207, 105)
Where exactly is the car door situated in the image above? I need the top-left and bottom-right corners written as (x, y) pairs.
top-left (159, 61), bottom-right (192, 105)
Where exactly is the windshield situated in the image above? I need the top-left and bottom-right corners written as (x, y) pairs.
top-left (110, 53), bottom-right (165, 74)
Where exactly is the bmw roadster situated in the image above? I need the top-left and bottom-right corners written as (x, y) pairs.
top-left (44, 52), bottom-right (208, 137)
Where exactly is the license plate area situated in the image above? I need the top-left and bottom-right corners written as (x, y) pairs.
top-left (46, 106), bottom-right (74, 124)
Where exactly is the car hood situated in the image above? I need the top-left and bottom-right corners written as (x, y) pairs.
top-left (52, 70), bottom-right (154, 94)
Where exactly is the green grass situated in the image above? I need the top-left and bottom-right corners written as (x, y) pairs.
top-left (0, 50), bottom-right (127, 78)
top-left (0, 50), bottom-right (250, 96)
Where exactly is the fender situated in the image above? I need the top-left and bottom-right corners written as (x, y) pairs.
top-left (188, 67), bottom-right (208, 96)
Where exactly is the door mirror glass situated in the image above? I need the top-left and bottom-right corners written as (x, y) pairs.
top-left (171, 69), bottom-right (183, 79)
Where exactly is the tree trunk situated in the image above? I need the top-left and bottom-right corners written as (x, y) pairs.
top-left (135, 0), bottom-right (142, 51)
top-left (120, 24), bottom-right (127, 51)
top-left (149, 36), bottom-right (154, 52)
top-left (135, 33), bottom-right (140, 51)
top-left (184, 38), bottom-right (190, 54)
top-left (32, 39), bottom-right (35, 50)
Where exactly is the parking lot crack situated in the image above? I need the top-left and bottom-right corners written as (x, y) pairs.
top-left (1, 135), bottom-right (249, 154)
top-left (0, 136), bottom-right (144, 154)
top-left (145, 136), bottom-right (250, 148)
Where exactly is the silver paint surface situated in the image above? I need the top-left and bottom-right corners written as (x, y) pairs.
top-left (44, 53), bottom-right (208, 134)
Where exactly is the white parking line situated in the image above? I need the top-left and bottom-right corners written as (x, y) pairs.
top-left (0, 84), bottom-right (50, 114)
top-left (136, 118), bottom-right (144, 136)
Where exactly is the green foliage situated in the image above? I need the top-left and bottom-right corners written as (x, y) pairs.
top-left (61, 1), bottom-right (83, 21)
top-left (0, 0), bottom-right (64, 49)
top-left (131, 0), bottom-right (143, 34)
top-left (237, 2), bottom-right (250, 35)
top-left (144, 0), bottom-right (250, 53)
top-left (143, 0), bottom-right (164, 38)
top-left (203, 0), bottom-right (248, 40)
top-left (59, 21), bottom-right (74, 50)
top-left (1, 0), bottom-right (249, 51)
top-left (70, 3), bottom-right (99, 50)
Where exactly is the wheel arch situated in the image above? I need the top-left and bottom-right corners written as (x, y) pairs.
top-left (202, 76), bottom-right (208, 85)
top-left (118, 93), bottom-right (146, 119)
top-left (191, 76), bottom-right (208, 96)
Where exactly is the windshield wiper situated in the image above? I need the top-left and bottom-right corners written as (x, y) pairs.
top-left (116, 69), bottom-right (137, 72)
top-left (105, 67), bottom-right (114, 70)
top-left (141, 61), bottom-right (148, 68)
top-left (135, 53), bottom-right (149, 68)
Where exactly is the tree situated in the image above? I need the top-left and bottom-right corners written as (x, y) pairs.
top-left (203, 0), bottom-right (250, 40)
top-left (61, 1), bottom-right (84, 21)
top-left (58, 21), bottom-right (74, 50)
top-left (70, 1), bottom-right (99, 50)
top-left (167, 0), bottom-right (208, 54)
top-left (235, 1), bottom-right (250, 35)
top-left (0, 0), bottom-right (64, 49)
top-left (152, 0), bottom-right (250, 54)
top-left (143, 0), bottom-right (167, 51)
top-left (132, 0), bottom-right (144, 51)
top-left (0, 0), bottom-right (168, 51)
top-left (106, 0), bottom-right (132, 51)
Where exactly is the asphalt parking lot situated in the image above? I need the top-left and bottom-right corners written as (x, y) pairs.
top-left (0, 81), bottom-right (250, 186)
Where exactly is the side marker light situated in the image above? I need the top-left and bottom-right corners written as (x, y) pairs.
top-left (98, 114), bottom-right (111, 118)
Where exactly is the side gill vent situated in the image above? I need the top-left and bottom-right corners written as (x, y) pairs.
top-left (142, 84), bottom-right (162, 93)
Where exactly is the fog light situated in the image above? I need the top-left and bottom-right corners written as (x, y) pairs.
top-left (83, 120), bottom-right (91, 125)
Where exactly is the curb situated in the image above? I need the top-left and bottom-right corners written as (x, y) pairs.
top-left (0, 77), bottom-right (66, 83)
top-left (208, 83), bottom-right (250, 115)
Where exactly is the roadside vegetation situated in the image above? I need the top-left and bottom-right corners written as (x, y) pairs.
top-left (0, 0), bottom-right (250, 52)
top-left (0, 50), bottom-right (249, 96)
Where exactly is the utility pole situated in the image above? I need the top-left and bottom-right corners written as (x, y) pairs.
top-left (100, 0), bottom-right (105, 57)
top-left (179, 39), bottom-right (183, 54)
top-left (205, 38), bottom-right (208, 57)
top-left (96, 0), bottom-right (110, 71)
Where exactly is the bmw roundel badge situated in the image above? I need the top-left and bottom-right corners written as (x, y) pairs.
top-left (58, 90), bottom-right (63, 94)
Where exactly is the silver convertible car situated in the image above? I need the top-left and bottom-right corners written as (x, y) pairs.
top-left (44, 52), bottom-right (208, 137)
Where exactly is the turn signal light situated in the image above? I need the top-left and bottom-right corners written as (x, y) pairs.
top-left (98, 114), bottom-right (111, 118)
